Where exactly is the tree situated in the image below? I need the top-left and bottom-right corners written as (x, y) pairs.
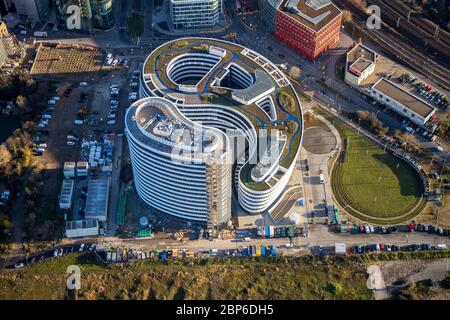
top-left (342, 10), bottom-right (353, 24)
top-left (15, 95), bottom-right (29, 116)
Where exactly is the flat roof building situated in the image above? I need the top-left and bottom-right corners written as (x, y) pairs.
top-left (63, 161), bottom-right (76, 178)
top-left (169, 0), bottom-right (221, 30)
top-left (65, 219), bottom-right (99, 238)
top-left (85, 178), bottom-right (110, 221)
top-left (345, 43), bottom-right (377, 86)
top-left (261, 0), bottom-right (342, 60)
top-left (371, 78), bottom-right (436, 126)
top-left (59, 179), bottom-right (75, 209)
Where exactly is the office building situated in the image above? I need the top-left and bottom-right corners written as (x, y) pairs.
top-left (169, 0), bottom-right (221, 30)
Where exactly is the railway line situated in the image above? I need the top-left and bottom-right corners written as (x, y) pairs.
top-left (335, 0), bottom-right (450, 91)
top-left (367, 0), bottom-right (450, 59)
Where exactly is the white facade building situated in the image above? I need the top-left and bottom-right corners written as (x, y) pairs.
top-left (344, 43), bottom-right (377, 87)
top-left (138, 38), bottom-right (303, 218)
top-left (125, 97), bottom-right (232, 228)
top-left (370, 78), bottom-right (436, 126)
top-left (59, 179), bottom-right (74, 209)
top-left (65, 219), bottom-right (99, 238)
top-left (169, 0), bottom-right (221, 30)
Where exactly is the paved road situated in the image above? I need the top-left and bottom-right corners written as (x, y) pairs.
top-left (300, 112), bottom-right (341, 224)
top-left (142, 0), bottom-right (154, 41)
top-left (106, 134), bottom-right (123, 236)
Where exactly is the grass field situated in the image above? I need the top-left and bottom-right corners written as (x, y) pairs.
top-left (326, 113), bottom-right (426, 224)
top-left (0, 253), bottom-right (372, 300)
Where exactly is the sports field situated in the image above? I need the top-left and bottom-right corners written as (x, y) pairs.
top-left (329, 116), bottom-right (426, 225)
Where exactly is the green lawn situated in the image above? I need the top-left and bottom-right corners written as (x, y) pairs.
top-left (327, 114), bottom-right (425, 224)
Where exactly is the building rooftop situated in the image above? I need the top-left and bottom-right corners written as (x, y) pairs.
top-left (59, 179), bottom-right (74, 208)
top-left (231, 69), bottom-right (275, 104)
top-left (140, 38), bottom-right (303, 191)
top-left (66, 219), bottom-right (99, 231)
top-left (349, 57), bottom-right (373, 73)
top-left (127, 97), bottom-right (227, 160)
top-left (279, 0), bottom-right (342, 32)
top-left (346, 43), bottom-right (376, 66)
top-left (373, 79), bottom-right (436, 118)
top-left (85, 179), bottom-right (110, 221)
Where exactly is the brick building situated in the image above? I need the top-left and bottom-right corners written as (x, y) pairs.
top-left (265, 0), bottom-right (342, 60)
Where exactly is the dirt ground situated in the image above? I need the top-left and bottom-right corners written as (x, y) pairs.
top-left (380, 258), bottom-right (450, 299)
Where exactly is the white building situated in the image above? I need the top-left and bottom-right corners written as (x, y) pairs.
top-left (59, 179), bottom-right (74, 209)
top-left (169, 0), bottom-right (221, 30)
top-left (85, 178), bottom-right (110, 221)
top-left (76, 161), bottom-right (89, 177)
top-left (370, 78), bottom-right (436, 126)
top-left (344, 43), bottom-right (377, 86)
top-left (125, 97), bottom-right (232, 228)
top-left (139, 38), bottom-right (303, 218)
top-left (14, 0), bottom-right (49, 24)
top-left (65, 219), bottom-right (99, 238)
top-left (63, 161), bottom-right (76, 178)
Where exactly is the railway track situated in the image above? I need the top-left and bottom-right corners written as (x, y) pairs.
top-left (368, 0), bottom-right (450, 58)
top-left (335, 0), bottom-right (450, 91)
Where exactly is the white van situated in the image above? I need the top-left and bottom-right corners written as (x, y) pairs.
top-left (319, 174), bottom-right (325, 184)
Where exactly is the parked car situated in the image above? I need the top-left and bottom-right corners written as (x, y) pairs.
top-left (14, 262), bottom-right (25, 269)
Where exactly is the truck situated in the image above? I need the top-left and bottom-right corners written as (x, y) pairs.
top-left (33, 31), bottom-right (48, 37)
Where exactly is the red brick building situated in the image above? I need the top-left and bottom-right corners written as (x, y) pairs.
top-left (273, 0), bottom-right (342, 60)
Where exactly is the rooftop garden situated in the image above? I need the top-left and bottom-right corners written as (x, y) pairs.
top-left (143, 38), bottom-right (303, 195)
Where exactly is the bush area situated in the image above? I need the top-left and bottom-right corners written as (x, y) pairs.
top-left (0, 254), bottom-right (372, 300)
top-left (0, 73), bottom-right (60, 244)
top-left (347, 110), bottom-right (388, 137)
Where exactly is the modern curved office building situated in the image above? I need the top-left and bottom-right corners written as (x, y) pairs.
top-left (131, 38), bottom-right (303, 227)
top-left (125, 97), bottom-right (232, 227)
